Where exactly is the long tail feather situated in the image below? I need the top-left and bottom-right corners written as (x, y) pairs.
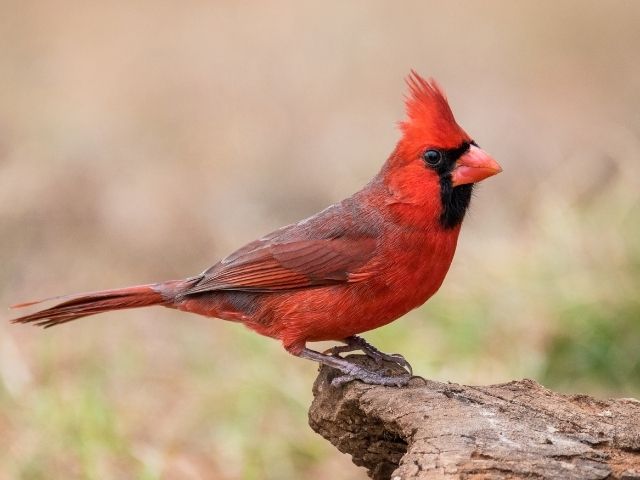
top-left (10, 284), bottom-right (170, 328)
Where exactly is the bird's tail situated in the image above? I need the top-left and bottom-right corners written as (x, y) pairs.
top-left (10, 280), bottom-right (185, 328)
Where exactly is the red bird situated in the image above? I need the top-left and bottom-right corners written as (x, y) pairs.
top-left (11, 72), bottom-right (501, 386)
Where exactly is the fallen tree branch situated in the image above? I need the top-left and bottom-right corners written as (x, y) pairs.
top-left (308, 356), bottom-right (640, 479)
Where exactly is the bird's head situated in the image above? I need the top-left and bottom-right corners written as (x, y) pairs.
top-left (382, 71), bottom-right (502, 229)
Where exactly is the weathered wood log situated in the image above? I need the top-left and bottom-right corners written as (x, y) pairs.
top-left (308, 356), bottom-right (640, 480)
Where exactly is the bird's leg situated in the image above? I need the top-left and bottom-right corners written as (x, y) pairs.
top-left (299, 347), bottom-right (411, 387)
top-left (323, 335), bottom-right (413, 375)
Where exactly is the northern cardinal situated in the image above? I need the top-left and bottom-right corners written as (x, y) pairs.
top-left (11, 72), bottom-right (501, 386)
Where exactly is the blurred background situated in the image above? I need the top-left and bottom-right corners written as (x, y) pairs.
top-left (1, 1), bottom-right (639, 478)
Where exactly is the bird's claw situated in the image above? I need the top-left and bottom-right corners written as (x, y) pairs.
top-left (300, 346), bottom-right (412, 388)
top-left (370, 352), bottom-right (413, 376)
top-left (324, 336), bottom-right (414, 375)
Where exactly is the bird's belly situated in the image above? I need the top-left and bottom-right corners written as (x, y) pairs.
top-left (250, 246), bottom-right (456, 348)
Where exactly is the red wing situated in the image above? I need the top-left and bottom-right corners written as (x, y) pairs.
top-left (183, 236), bottom-right (377, 295)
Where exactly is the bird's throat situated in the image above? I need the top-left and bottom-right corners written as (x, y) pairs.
top-left (439, 176), bottom-right (473, 229)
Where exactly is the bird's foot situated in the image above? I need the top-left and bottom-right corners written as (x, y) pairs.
top-left (300, 347), bottom-right (411, 387)
top-left (323, 335), bottom-right (413, 375)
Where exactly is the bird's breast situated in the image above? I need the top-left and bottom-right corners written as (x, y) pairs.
top-left (372, 227), bottom-right (460, 315)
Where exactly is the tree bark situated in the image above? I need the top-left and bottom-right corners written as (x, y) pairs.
top-left (308, 356), bottom-right (640, 480)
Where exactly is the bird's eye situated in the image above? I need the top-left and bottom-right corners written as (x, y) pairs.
top-left (422, 149), bottom-right (442, 166)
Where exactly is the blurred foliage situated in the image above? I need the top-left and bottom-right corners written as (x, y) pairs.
top-left (542, 301), bottom-right (640, 393)
top-left (1, 1), bottom-right (639, 479)
top-left (541, 203), bottom-right (640, 394)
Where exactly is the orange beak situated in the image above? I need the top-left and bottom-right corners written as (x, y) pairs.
top-left (451, 145), bottom-right (502, 187)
